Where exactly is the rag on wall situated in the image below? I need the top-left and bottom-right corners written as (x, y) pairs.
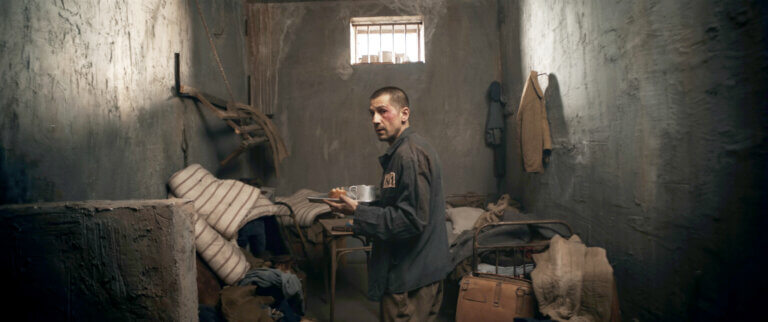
top-left (485, 81), bottom-right (506, 178)
top-left (168, 164), bottom-right (265, 239)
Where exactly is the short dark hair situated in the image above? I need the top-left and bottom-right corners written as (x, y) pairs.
top-left (370, 86), bottom-right (409, 109)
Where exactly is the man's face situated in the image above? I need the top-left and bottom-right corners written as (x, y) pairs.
top-left (369, 94), bottom-right (408, 143)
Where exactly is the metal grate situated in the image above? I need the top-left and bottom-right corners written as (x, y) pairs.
top-left (350, 16), bottom-right (425, 65)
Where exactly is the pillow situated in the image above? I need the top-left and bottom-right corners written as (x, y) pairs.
top-left (446, 207), bottom-right (485, 235)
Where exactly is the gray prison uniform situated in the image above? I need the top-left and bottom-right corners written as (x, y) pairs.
top-left (353, 127), bottom-right (452, 301)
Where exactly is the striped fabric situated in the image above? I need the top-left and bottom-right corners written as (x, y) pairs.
top-left (189, 209), bottom-right (250, 285)
top-left (269, 189), bottom-right (332, 227)
top-left (168, 164), bottom-right (261, 239)
top-left (243, 196), bottom-right (288, 222)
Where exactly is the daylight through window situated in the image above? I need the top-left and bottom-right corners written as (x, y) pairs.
top-left (350, 16), bottom-right (425, 65)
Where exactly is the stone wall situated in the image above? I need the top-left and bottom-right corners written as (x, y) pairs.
top-left (0, 0), bottom-right (254, 204)
top-left (501, 0), bottom-right (768, 319)
top-left (0, 199), bottom-right (197, 320)
top-left (258, 0), bottom-right (503, 196)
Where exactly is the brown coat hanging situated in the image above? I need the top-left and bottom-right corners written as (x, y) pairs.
top-left (515, 71), bottom-right (552, 173)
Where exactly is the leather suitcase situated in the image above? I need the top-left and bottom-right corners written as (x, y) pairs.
top-left (456, 273), bottom-right (534, 321)
top-left (455, 220), bottom-right (574, 322)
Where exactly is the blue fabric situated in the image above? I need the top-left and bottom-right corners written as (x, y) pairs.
top-left (237, 218), bottom-right (267, 257)
top-left (237, 268), bottom-right (304, 315)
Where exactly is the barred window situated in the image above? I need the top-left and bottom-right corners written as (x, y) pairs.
top-left (350, 16), bottom-right (425, 65)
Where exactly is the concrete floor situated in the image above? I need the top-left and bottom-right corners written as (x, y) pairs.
top-left (304, 262), bottom-right (378, 322)
top-left (302, 237), bottom-right (455, 322)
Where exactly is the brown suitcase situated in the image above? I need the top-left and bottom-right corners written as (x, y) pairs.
top-left (456, 272), bottom-right (534, 321)
top-left (455, 220), bottom-right (574, 322)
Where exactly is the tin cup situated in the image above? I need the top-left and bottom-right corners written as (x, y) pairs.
top-left (347, 185), bottom-right (378, 202)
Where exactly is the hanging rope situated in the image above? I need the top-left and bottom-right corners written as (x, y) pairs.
top-left (193, 0), bottom-right (236, 103)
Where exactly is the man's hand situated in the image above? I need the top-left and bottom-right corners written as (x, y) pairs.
top-left (323, 194), bottom-right (358, 217)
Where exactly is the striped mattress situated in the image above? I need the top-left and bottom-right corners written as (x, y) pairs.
top-left (168, 164), bottom-right (263, 240)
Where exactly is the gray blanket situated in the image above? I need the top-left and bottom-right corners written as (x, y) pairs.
top-left (237, 268), bottom-right (304, 315)
top-left (449, 212), bottom-right (572, 269)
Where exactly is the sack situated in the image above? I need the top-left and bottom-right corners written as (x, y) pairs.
top-left (456, 272), bottom-right (534, 321)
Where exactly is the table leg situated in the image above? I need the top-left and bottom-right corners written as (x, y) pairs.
top-left (330, 238), bottom-right (338, 322)
top-left (322, 232), bottom-right (329, 303)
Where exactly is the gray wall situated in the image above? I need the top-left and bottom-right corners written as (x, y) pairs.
top-left (502, 0), bottom-right (767, 319)
top-left (265, 0), bottom-right (502, 196)
top-left (0, 0), bottom-right (253, 204)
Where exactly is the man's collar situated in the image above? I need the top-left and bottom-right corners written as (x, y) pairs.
top-left (384, 127), bottom-right (412, 156)
top-left (379, 127), bottom-right (413, 166)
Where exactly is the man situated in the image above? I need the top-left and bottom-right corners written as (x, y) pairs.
top-left (325, 87), bottom-right (451, 321)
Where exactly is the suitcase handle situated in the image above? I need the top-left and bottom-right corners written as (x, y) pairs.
top-left (471, 220), bottom-right (574, 275)
top-left (515, 286), bottom-right (531, 314)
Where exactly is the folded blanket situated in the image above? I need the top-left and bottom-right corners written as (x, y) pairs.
top-left (450, 224), bottom-right (532, 269)
top-left (251, 189), bottom-right (331, 227)
top-left (168, 164), bottom-right (263, 239)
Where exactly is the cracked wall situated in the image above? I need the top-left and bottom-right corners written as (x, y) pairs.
top-left (0, 0), bottom-right (253, 203)
top-left (501, 0), bottom-right (768, 319)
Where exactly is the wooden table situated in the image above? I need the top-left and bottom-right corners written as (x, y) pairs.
top-left (319, 218), bottom-right (372, 322)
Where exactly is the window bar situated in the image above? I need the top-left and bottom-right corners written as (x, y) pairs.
top-left (378, 25), bottom-right (382, 63)
top-left (403, 24), bottom-right (407, 63)
top-left (366, 25), bottom-right (370, 64)
top-left (391, 24), bottom-right (395, 63)
top-left (417, 23), bottom-right (421, 62)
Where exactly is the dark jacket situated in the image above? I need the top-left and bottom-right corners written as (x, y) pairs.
top-left (353, 128), bottom-right (451, 301)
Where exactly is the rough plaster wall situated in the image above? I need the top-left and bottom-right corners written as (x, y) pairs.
top-left (264, 0), bottom-right (502, 196)
top-left (0, 199), bottom-right (197, 321)
top-left (503, 0), bottom-right (768, 319)
top-left (0, 0), bottom-right (252, 204)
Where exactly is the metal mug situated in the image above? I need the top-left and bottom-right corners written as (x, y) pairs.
top-left (347, 185), bottom-right (378, 202)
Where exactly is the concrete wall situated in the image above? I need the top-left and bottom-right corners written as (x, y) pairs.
top-left (262, 0), bottom-right (502, 196)
top-left (501, 0), bottom-right (767, 319)
top-left (0, 199), bottom-right (197, 321)
top-left (0, 0), bottom-right (254, 204)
